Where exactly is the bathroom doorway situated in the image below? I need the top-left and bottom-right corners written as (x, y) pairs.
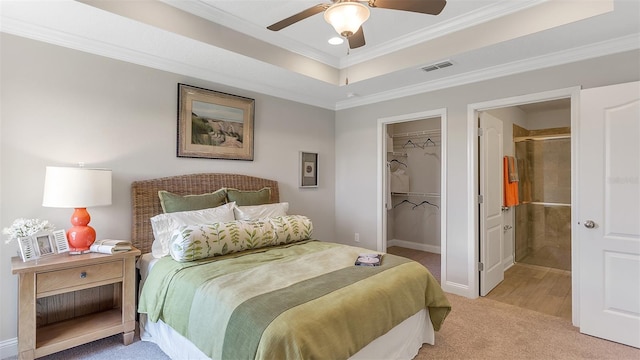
top-left (484, 98), bottom-right (573, 320)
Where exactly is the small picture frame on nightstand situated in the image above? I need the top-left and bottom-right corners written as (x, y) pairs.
top-left (18, 236), bottom-right (40, 262)
top-left (51, 229), bottom-right (70, 253)
top-left (33, 231), bottom-right (56, 257)
top-left (18, 230), bottom-right (68, 262)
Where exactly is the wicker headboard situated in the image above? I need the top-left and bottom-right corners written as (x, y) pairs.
top-left (131, 173), bottom-right (280, 254)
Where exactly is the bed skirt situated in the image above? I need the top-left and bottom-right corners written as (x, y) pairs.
top-left (139, 309), bottom-right (434, 360)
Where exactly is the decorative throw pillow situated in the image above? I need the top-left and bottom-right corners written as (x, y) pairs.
top-left (169, 215), bottom-right (313, 262)
top-left (150, 202), bottom-right (236, 258)
top-left (233, 202), bottom-right (289, 221)
top-left (158, 188), bottom-right (227, 213)
top-left (226, 187), bottom-right (271, 206)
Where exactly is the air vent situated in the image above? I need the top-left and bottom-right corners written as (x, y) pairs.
top-left (421, 60), bottom-right (454, 73)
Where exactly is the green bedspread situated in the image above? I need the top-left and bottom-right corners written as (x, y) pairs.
top-left (138, 241), bottom-right (451, 360)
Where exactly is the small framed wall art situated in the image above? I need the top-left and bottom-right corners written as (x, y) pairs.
top-left (177, 83), bottom-right (255, 160)
top-left (299, 151), bottom-right (318, 188)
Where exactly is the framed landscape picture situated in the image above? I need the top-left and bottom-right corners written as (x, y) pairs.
top-left (177, 83), bottom-right (255, 160)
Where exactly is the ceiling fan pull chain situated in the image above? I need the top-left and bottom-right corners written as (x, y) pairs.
top-left (345, 47), bottom-right (350, 85)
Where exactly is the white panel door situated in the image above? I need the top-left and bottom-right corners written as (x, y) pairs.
top-left (480, 112), bottom-right (504, 296)
top-left (579, 81), bottom-right (640, 348)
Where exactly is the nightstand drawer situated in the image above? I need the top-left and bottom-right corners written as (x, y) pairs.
top-left (37, 261), bottom-right (123, 295)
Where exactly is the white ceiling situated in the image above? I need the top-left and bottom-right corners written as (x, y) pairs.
top-left (1, 0), bottom-right (639, 110)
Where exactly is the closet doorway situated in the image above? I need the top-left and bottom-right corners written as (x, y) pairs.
top-left (377, 109), bottom-right (447, 284)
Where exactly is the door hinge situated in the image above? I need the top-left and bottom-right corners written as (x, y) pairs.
top-left (478, 128), bottom-right (484, 136)
top-left (478, 262), bottom-right (484, 271)
top-left (478, 194), bottom-right (484, 204)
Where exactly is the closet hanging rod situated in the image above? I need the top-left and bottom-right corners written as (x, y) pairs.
top-left (513, 134), bottom-right (570, 142)
top-left (392, 129), bottom-right (440, 138)
top-left (391, 192), bottom-right (440, 197)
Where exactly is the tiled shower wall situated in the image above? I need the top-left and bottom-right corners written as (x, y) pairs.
top-left (514, 125), bottom-right (572, 271)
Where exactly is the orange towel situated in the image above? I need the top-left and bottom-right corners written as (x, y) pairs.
top-left (504, 156), bottom-right (519, 207)
top-left (508, 156), bottom-right (519, 182)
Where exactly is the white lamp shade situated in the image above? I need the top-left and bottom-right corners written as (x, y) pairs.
top-left (324, 2), bottom-right (370, 37)
top-left (42, 166), bottom-right (112, 208)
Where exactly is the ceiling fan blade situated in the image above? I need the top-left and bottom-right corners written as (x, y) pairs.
top-left (267, 4), bottom-right (329, 31)
top-left (348, 27), bottom-right (366, 49)
top-left (370, 0), bottom-right (446, 15)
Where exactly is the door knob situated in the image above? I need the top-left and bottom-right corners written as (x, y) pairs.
top-left (584, 220), bottom-right (596, 229)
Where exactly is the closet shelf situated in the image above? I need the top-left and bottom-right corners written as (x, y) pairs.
top-left (391, 192), bottom-right (440, 198)
top-left (521, 201), bottom-right (570, 207)
top-left (388, 151), bottom-right (408, 157)
top-left (392, 130), bottom-right (440, 138)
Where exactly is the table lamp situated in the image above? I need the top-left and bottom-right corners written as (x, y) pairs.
top-left (42, 166), bottom-right (112, 253)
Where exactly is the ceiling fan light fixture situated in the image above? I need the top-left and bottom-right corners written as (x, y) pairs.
top-left (324, 1), bottom-right (370, 37)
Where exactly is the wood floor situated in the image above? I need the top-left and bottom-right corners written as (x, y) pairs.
top-left (388, 246), bottom-right (572, 321)
top-left (486, 262), bottom-right (572, 321)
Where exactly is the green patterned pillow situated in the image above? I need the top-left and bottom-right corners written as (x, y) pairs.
top-left (169, 215), bottom-right (313, 262)
top-left (159, 189), bottom-right (227, 213)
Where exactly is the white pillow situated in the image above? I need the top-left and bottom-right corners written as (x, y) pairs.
top-left (150, 202), bottom-right (236, 258)
top-left (233, 202), bottom-right (289, 221)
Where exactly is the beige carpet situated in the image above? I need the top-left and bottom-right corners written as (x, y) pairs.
top-left (415, 293), bottom-right (639, 360)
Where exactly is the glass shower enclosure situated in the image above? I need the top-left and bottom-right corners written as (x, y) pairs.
top-left (514, 134), bottom-right (571, 271)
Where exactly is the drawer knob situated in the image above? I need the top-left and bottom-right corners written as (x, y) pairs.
top-left (80, 271), bottom-right (87, 278)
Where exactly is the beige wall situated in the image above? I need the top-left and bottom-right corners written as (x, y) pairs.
top-left (1, 31), bottom-right (639, 358)
top-left (335, 50), bottom-right (640, 294)
top-left (0, 34), bottom-right (336, 355)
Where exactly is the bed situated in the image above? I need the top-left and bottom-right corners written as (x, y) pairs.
top-left (132, 173), bottom-right (450, 360)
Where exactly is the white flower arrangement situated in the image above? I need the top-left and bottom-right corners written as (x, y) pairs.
top-left (3, 218), bottom-right (55, 244)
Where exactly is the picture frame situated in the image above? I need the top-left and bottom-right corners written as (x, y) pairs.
top-left (177, 83), bottom-right (255, 161)
top-left (299, 151), bottom-right (319, 188)
top-left (17, 230), bottom-right (69, 262)
top-left (33, 231), bottom-right (56, 257)
top-left (18, 236), bottom-right (40, 262)
top-left (51, 229), bottom-right (70, 253)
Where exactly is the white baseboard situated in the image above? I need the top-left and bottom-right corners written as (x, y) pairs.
top-left (503, 255), bottom-right (514, 271)
top-left (441, 281), bottom-right (475, 298)
top-left (387, 239), bottom-right (441, 254)
top-left (0, 337), bottom-right (18, 359)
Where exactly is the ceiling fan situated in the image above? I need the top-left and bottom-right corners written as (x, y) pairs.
top-left (267, 0), bottom-right (447, 49)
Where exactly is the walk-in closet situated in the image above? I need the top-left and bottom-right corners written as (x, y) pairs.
top-left (386, 117), bottom-right (441, 255)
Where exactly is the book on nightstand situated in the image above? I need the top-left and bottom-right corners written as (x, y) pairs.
top-left (354, 253), bottom-right (383, 266)
top-left (90, 239), bottom-right (132, 254)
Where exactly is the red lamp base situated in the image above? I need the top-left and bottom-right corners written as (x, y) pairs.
top-left (67, 208), bottom-right (96, 253)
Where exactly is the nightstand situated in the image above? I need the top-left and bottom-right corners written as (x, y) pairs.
top-left (11, 247), bottom-right (141, 360)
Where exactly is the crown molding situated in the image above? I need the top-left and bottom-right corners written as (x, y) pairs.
top-left (160, 0), bottom-right (341, 68)
top-left (335, 34), bottom-right (640, 110)
top-left (2, 1), bottom-right (636, 112)
top-left (161, 0), bottom-right (547, 70)
top-left (342, 0), bottom-right (547, 68)
top-left (0, 15), bottom-right (337, 110)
